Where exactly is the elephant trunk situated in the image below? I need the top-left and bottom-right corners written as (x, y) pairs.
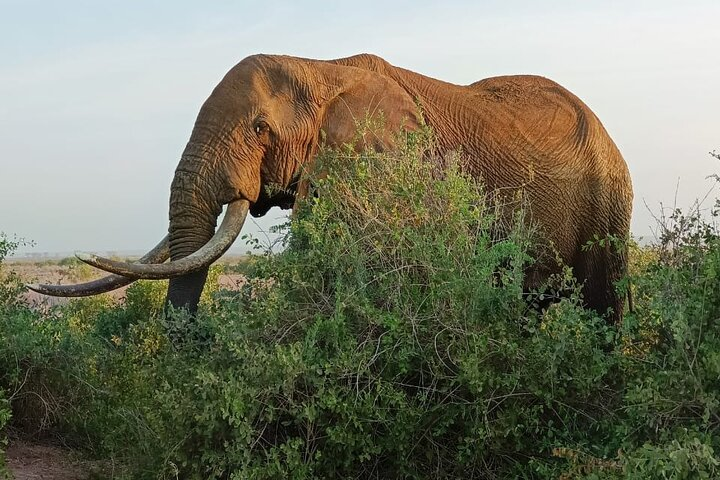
top-left (165, 162), bottom-right (224, 313)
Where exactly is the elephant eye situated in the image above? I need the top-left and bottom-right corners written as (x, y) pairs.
top-left (254, 121), bottom-right (269, 135)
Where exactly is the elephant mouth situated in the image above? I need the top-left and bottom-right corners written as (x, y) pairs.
top-left (250, 176), bottom-right (300, 217)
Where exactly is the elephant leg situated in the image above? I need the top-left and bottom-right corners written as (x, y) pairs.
top-left (576, 241), bottom-right (628, 324)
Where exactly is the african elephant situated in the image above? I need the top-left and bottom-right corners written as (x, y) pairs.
top-left (29, 53), bottom-right (633, 321)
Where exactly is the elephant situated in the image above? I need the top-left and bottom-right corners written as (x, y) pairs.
top-left (29, 53), bottom-right (633, 321)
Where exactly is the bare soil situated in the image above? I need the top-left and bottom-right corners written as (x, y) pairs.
top-left (5, 441), bottom-right (107, 480)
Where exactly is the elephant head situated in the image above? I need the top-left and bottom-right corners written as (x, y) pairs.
top-left (29, 54), bottom-right (421, 313)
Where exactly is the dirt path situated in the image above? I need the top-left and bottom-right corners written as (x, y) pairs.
top-left (5, 441), bottom-right (106, 480)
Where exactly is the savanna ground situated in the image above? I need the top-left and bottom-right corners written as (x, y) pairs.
top-left (13, 255), bottom-right (252, 310)
top-left (2, 135), bottom-right (720, 479)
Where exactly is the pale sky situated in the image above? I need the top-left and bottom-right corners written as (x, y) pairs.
top-left (1, 1), bottom-right (719, 255)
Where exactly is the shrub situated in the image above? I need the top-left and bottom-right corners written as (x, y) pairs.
top-left (0, 234), bottom-right (27, 310)
top-left (0, 234), bottom-right (26, 476)
top-left (1, 146), bottom-right (720, 478)
top-left (77, 131), bottom-right (613, 478)
top-left (0, 388), bottom-right (9, 478)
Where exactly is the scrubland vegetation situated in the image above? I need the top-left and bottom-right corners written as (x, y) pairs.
top-left (1, 139), bottom-right (720, 479)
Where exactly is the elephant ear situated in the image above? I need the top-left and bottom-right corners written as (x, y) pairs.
top-left (317, 65), bottom-right (421, 151)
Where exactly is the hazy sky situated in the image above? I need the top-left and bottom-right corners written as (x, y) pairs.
top-left (1, 0), bottom-right (719, 255)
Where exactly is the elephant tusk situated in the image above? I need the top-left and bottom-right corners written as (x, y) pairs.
top-left (26, 235), bottom-right (170, 297)
top-left (75, 199), bottom-right (250, 280)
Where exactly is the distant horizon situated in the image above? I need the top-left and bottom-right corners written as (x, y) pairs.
top-left (8, 247), bottom-right (255, 260)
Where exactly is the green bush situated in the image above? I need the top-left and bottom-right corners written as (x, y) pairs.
top-left (0, 234), bottom-right (27, 310)
top-left (0, 234), bottom-right (24, 476)
top-left (1, 145), bottom-right (720, 478)
top-left (0, 235), bottom-right (224, 477)
top-left (0, 388), bottom-right (9, 478)
top-left (69, 132), bottom-right (612, 478)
